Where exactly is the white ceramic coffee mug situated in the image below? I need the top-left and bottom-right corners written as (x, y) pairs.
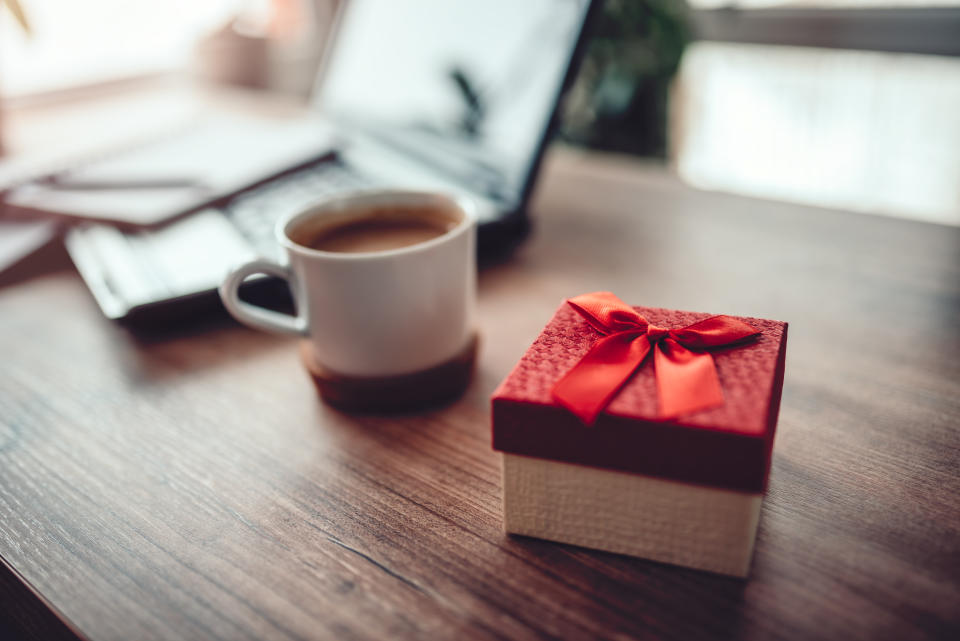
top-left (219, 190), bottom-right (477, 377)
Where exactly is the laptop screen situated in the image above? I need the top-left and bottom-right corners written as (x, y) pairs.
top-left (314, 0), bottom-right (592, 207)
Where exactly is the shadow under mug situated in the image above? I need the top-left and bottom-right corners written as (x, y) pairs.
top-left (219, 191), bottom-right (478, 387)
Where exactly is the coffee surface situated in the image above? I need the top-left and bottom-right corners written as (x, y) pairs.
top-left (294, 206), bottom-right (459, 253)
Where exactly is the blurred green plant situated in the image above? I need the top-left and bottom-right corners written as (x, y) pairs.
top-left (561, 0), bottom-right (690, 158)
top-left (1, 0), bottom-right (30, 34)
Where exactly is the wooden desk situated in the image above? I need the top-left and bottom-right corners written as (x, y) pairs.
top-left (1, 149), bottom-right (958, 641)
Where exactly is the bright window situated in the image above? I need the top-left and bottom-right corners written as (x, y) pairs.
top-left (0, 0), bottom-right (240, 97)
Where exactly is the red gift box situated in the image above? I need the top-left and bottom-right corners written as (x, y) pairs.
top-left (493, 302), bottom-right (787, 491)
top-left (491, 295), bottom-right (788, 576)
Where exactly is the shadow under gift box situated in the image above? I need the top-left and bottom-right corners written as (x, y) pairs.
top-left (491, 303), bottom-right (788, 578)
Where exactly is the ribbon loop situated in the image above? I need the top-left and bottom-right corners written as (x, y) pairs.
top-left (552, 293), bottom-right (760, 425)
top-left (669, 315), bottom-right (760, 349)
top-left (566, 291), bottom-right (648, 335)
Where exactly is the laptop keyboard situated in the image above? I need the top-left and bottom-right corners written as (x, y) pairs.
top-left (226, 161), bottom-right (374, 258)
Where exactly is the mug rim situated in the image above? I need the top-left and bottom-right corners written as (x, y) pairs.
top-left (276, 189), bottom-right (477, 261)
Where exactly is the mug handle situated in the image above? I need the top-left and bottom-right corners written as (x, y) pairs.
top-left (219, 259), bottom-right (308, 337)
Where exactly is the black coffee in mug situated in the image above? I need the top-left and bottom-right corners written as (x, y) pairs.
top-left (292, 205), bottom-right (460, 254)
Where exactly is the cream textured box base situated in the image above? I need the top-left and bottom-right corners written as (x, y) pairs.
top-left (502, 453), bottom-right (763, 577)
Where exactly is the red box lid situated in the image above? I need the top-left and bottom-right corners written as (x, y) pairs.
top-left (491, 303), bottom-right (788, 493)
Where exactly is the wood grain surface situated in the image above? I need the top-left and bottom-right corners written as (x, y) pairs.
top-left (1, 149), bottom-right (959, 641)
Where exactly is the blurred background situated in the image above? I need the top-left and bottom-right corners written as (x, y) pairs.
top-left (1, 0), bottom-right (959, 225)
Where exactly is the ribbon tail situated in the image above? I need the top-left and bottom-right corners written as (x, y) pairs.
top-left (552, 331), bottom-right (650, 425)
top-left (654, 338), bottom-right (725, 418)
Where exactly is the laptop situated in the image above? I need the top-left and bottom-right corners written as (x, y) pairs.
top-left (64, 0), bottom-right (599, 326)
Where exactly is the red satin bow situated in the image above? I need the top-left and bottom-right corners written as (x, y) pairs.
top-left (552, 292), bottom-right (760, 425)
